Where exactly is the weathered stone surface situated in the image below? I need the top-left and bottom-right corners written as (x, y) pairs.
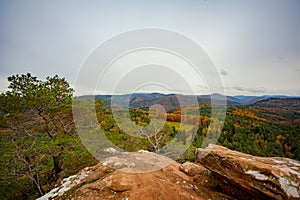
top-left (180, 161), bottom-right (207, 176)
top-left (40, 146), bottom-right (300, 200)
top-left (102, 156), bottom-right (136, 169)
top-left (97, 149), bottom-right (176, 172)
top-left (37, 163), bottom-right (109, 200)
top-left (82, 166), bottom-right (204, 200)
top-left (64, 151), bottom-right (233, 200)
top-left (196, 144), bottom-right (300, 200)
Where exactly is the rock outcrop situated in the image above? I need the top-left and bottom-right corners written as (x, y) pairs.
top-left (65, 150), bottom-right (232, 200)
top-left (39, 146), bottom-right (300, 200)
top-left (196, 144), bottom-right (300, 200)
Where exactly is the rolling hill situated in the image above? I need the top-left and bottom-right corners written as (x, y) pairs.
top-left (251, 97), bottom-right (300, 109)
top-left (78, 93), bottom-right (300, 111)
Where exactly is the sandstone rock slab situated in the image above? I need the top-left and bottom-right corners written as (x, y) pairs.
top-left (196, 144), bottom-right (300, 200)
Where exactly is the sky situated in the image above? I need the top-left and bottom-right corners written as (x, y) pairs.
top-left (0, 0), bottom-right (300, 96)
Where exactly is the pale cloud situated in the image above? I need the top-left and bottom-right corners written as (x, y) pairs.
top-left (232, 86), bottom-right (266, 93)
top-left (0, 0), bottom-right (300, 95)
top-left (0, 74), bottom-right (9, 93)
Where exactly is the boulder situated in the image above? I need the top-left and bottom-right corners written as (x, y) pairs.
top-left (196, 144), bottom-right (300, 200)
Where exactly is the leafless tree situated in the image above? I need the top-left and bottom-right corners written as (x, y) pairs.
top-left (139, 122), bottom-right (163, 153)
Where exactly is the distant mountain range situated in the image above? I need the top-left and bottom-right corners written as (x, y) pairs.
top-left (251, 97), bottom-right (300, 109)
top-left (78, 93), bottom-right (300, 111)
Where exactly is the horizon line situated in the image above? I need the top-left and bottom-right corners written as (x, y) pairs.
top-left (74, 92), bottom-right (300, 98)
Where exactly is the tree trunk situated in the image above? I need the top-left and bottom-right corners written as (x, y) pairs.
top-left (53, 155), bottom-right (62, 179)
top-left (32, 174), bottom-right (45, 196)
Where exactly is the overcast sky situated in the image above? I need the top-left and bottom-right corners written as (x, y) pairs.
top-left (0, 0), bottom-right (300, 96)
